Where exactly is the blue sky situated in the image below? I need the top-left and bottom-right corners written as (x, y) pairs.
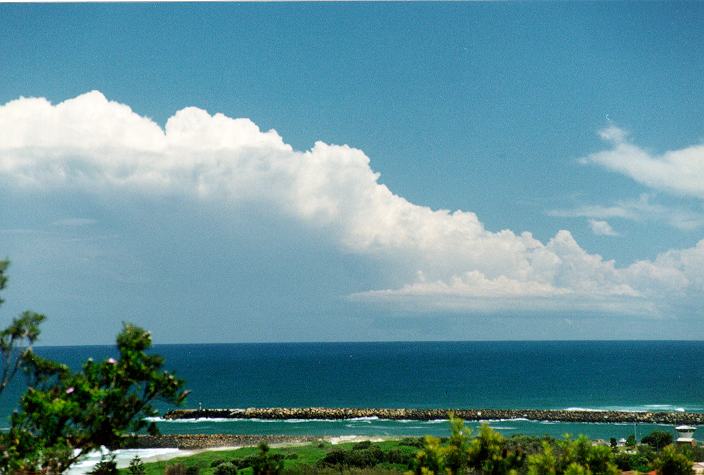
top-left (1, 3), bottom-right (703, 344)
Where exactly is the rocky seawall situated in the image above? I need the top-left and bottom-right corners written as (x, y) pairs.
top-left (164, 407), bottom-right (704, 425)
top-left (123, 434), bottom-right (317, 450)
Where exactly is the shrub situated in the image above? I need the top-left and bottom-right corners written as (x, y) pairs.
top-left (251, 441), bottom-right (284, 475)
top-left (234, 455), bottom-right (259, 469)
top-left (319, 449), bottom-right (348, 466)
top-left (210, 458), bottom-right (226, 467)
top-left (213, 462), bottom-right (238, 475)
top-left (352, 440), bottom-right (372, 450)
top-left (385, 448), bottom-right (413, 465)
top-left (642, 431), bottom-right (674, 451)
top-left (128, 455), bottom-right (146, 475)
top-left (347, 446), bottom-right (385, 467)
top-left (399, 437), bottom-right (424, 448)
top-left (89, 455), bottom-right (118, 475)
top-left (655, 445), bottom-right (693, 475)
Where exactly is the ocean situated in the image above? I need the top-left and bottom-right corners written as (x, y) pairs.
top-left (8, 341), bottom-right (704, 441)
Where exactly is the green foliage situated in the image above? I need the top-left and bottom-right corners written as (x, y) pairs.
top-left (527, 441), bottom-right (558, 475)
top-left (0, 260), bottom-right (187, 473)
top-left (1, 322), bottom-right (187, 472)
top-left (563, 462), bottom-right (589, 475)
top-left (626, 434), bottom-right (637, 447)
top-left (655, 445), bottom-right (693, 475)
top-left (213, 461), bottom-right (238, 475)
top-left (468, 422), bottom-right (524, 474)
top-left (128, 455), bottom-right (146, 475)
top-left (164, 464), bottom-right (189, 475)
top-left (0, 260), bottom-right (46, 394)
top-left (163, 464), bottom-right (199, 475)
top-left (353, 440), bottom-right (373, 450)
top-left (614, 443), bottom-right (656, 472)
top-left (399, 437), bottom-right (425, 449)
top-left (210, 458), bottom-right (227, 468)
top-left (410, 416), bottom-right (621, 475)
top-left (642, 431), bottom-right (675, 451)
top-left (412, 414), bottom-right (471, 474)
top-left (527, 435), bottom-right (620, 475)
top-left (314, 440), bottom-right (415, 471)
top-left (89, 454), bottom-right (118, 474)
top-left (252, 442), bottom-right (285, 475)
top-left (676, 443), bottom-right (704, 464)
top-left (319, 444), bottom-right (395, 469)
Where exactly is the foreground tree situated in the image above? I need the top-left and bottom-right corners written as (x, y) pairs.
top-left (642, 431), bottom-right (675, 451)
top-left (0, 260), bottom-right (45, 395)
top-left (413, 417), bottom-right (523, 475)
top-left (0, 260), bottom-right (188, 473)
top-left (413, 416), bottom-right (623, 475)
top-left (655, 445), bottom-right (694, 475)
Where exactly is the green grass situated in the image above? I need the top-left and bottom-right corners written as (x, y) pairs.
top-left (119, 440), bottom-right (419, 475)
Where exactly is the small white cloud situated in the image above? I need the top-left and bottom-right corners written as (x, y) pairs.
top-left (598, 125), bottom-right (628, 144)
top-left (582, 125), bottom-right (704, 199)
top-left (588, 219), bottom-right (619, 237)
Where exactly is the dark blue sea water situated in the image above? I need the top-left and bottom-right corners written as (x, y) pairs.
top-left (6, 341), bottom-right (704, 440)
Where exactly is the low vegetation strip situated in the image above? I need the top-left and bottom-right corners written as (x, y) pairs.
top-left (164, 407), bottom-right (704, 424)
top-left (118, 421), bottom-right (702, 475)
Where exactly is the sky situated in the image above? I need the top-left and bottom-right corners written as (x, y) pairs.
top-left (1, 3), bottom-right (703, 344)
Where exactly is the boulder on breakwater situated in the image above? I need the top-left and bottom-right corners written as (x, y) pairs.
top-left (163, 407), bottom-right (704, 425)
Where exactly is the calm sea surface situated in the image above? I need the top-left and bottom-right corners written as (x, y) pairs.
top-left (6, 341), bottom-right (704, 440)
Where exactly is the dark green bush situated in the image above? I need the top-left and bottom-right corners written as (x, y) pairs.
top-left (642, 431), bottom-right (674, 450)
top-left (127, 455), bottom-right (145, 475)
top-left (319, 449), bottom-right (348, 466)
top-left (210, 458), bottom-right (226, 468)
top-left (384, 448), bottom-right (413, 465)
top-left (318, 445), bottom-right (393, 469)
top-left (213, 461), bottom-right (238, 475)
top-left (655, 445), bottom-right (693, 475)
top-left (251, 442), bottom-right (284, 475)
top-left (352, 440), bottom-right (372, 450)
top-left (399, 437), bottom-right (424, 448)
top-left (346, 446), bottom-right (385, 467)
top-left (89, 455), bottom-right (118, 475)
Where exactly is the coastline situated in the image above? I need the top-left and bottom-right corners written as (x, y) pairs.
top-left (72, 435), bottom-right (389, 474)
top-left (121, 434), bottom-right (320, 450)
top-left (164, 407), bottom-right (704, 425)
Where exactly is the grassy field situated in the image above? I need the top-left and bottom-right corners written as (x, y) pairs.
top-left (121, 439), bottom-right (420, 475)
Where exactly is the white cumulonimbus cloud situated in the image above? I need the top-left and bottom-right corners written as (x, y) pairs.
top-left (1, 92), bottom-right (702, 316)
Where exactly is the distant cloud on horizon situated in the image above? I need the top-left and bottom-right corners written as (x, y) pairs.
top-left (1, 92), bottom-right (703, 318)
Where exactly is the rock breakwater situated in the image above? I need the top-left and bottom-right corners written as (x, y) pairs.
top-left (164, 407), bottom-right (704, 425)
top-left (123, 434), bottom-right (317, 450)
